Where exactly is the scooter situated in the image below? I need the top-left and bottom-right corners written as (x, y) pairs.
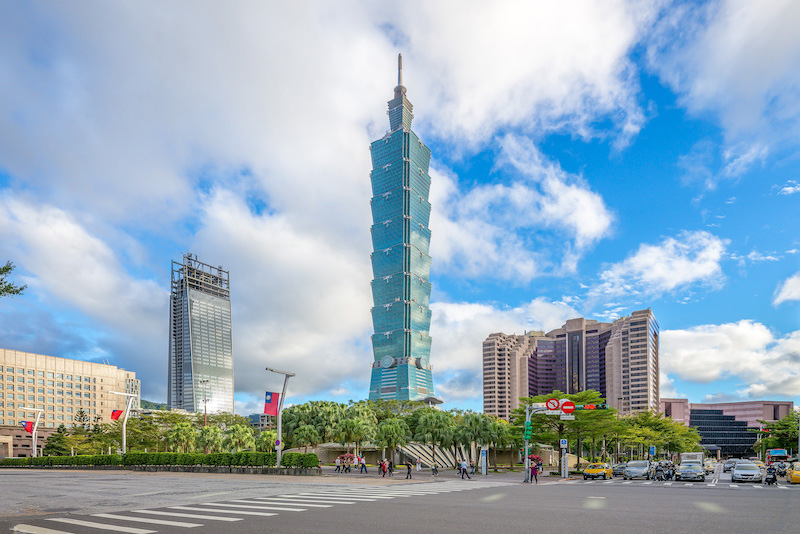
top-left (776, 465), bottom-right (787, 477)
top-left (765, 468), bottom-right (778, 486)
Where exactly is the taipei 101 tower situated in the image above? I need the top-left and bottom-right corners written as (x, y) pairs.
top-left (368, 55), bottom-right (436, 401)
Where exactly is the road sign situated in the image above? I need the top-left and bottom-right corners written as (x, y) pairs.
top-left (276, 439), bottom-right (281, 446)
top-left (561, 401), bottom-right (576, 414)
top-left (560, 414), bottom-right (575, 420)
top-left (545, 410), bottom-right (561, 415)
top-left (546, 398), bottom-right (559, 410)
top-left (559, 438), bottom-right (568, 448)
top-left (649, 445), bottom-right (656, 456)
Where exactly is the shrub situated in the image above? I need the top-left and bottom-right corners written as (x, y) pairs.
top-left (301, 453), bottom-right (319, 468)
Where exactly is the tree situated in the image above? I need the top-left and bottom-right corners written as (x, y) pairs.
top-left (74, 409), bottom-right (90, 430)
top-left (197, 425), bottom-right (224, 453)
top-left (374, 418), bottom-right (411, 462)
top-left (414, 408), bottom-right (454, 468)
top-left (293, 425), bottom-right (321, 454)
top-left (255, 429), bottom-right (278, 452)
top-left (42, 425), bottom-right (70, 456)
top-left (166, 422), bottom-right (198, 453)
top-left (224, 424), bottom-right (255, 452)
top-left (333, 418), bottom-right (367, 456)
top-left (759, 411), bottom-right (800, 451)
top-left (0, 261), bottom-right (26, 298)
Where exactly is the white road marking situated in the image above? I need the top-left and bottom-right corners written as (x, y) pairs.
top-left (288, 494), bottom-right (377, 501)
top-left (296, 492), bottom-right (393, 500)
top-left (132, 510), bottom-right (241, 522)
top-left (91, 514), bottom-right (202, 528)
top-left (754, 485), bottom-right (764, 489)
top-left (706, 484), bottom-right (716, 487)
top-left (664, 482), bottom-right (672, 486)
top-left (729, 484), bottom-right (739, 488)
top-left (201, 502), bottom-right (305, 512)
top-left (622, 481), bottom-right (632, 485)
top-left (12, 525), bottom-right (74, 534)
top-left (47, 519), bottom-right (154, 534)
top-left (642, 482), bottom-right (653, 485)
top-left (684, 483), bottom-right (693, 487)
top-left (229, 499), bottom-right (332, 508)
top-left (169, 506), bottom-right (276, 517)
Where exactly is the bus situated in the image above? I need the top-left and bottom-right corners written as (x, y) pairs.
top-left (766, 449), bottom-right (789, 464)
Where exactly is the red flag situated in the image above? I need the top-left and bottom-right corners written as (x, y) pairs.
top-left (21, 421), bottom-right (34, 433)
top-left (111, 409), bottom-right (124, 420)
top-left (264, 391), bottom-right (280, 416)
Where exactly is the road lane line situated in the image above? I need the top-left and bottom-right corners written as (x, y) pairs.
top-left (664, 482), bottom-right (672, 486)
top-left (684, 483), bottom-right (693, 486)
top-left (201, 503), bottom-right (305, 512)
top-left (169, 506), bottom-right (276, 517)
top-left (91, 514), bottom-right (202, 528)
top-left (707, 483), bottom-right (716, 487)
top-left (47, 519), bottom-right (154, 534)
top-left (622, 481), bottom-right (632, 484)
top-left (729, 484), bottom-right (739, 488)
top-left (12, 525), bottom-right (74, 534)
top-left (229, 500), bottom-right (332, 508)
top-left (642, 482), bottom-right (653, 485)
top-left (296, 492), bottom-right (393, 500)
top-left (286, 494), bottom-right (377, 501)
top-left (132, 511), bottom-right (241, 521)
top-left (754, 485), bottom-right (764, 489)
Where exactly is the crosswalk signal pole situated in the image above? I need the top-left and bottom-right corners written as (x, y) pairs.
top-left (523, 405), bottom-right (546, 483)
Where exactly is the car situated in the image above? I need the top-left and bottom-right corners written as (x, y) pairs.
top-left (786, 462), bottom-right (800, 484)
top-left (750, 459), bottom-right (765, 469)
top-left (623, 460), bottom-right (650, 480)
top-left (731, 462), bottom-right (763, 483)
top-left (675, 462), bottom-right (705, 481)
top-left (703, 459), bottom-right (716, 474)
top-left (612, 463), bottom-right (626, 477)
top-left (723, 458), bottom-right (738, 472)
top-left (583, 463), bottom-right (612, 480)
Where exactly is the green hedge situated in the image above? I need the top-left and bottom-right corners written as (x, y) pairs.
top-left (0, 451), bottom-right (322, 469)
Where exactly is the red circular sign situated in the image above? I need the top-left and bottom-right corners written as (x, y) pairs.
top-left (546, 398), bottom-right (559, 410)
top-left (561, 401), bottom-right (576, 414)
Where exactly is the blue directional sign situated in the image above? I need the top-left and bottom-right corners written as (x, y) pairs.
top-left (649, 445), bottom-right (656, 456)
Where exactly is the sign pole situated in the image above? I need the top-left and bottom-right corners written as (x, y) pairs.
top-left (109, 391), bottom-right (137, 454)
top-left (266, 367), bottom-right (295, 468)
top-left (524, 405), bottom-right (530, 483)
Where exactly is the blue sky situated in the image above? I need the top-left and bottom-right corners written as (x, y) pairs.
top-left (1, 1), bottom-right (799, 415)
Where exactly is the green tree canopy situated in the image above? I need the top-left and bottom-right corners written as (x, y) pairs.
top-left (0, 261), bottom-right (26, 298)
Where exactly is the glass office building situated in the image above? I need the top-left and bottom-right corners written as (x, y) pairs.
top-left (168, 253), bottom-right (234, 413)
top-left (368, 55), bottom-right (435, 401)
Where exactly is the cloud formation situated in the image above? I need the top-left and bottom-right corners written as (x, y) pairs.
top-left (591, 230), bottom-right (728, 299)
top-left (773, 272), bottom-right (800, 306)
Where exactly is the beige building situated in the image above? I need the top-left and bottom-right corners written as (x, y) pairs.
top-left (483, 309), bottom-right (660, 420)
top-left (0, 348), bottom-right (140, 434)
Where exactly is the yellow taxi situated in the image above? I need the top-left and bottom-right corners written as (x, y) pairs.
top-left (583, 462), bottom-right (613, 480)
top-left (787, 462), bottom-right (800, 484)
top-left (751, 459), bottom-right (765, 469)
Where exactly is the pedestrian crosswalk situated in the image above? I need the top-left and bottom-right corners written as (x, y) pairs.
top-left (11, 481), bottom-right (512, 534)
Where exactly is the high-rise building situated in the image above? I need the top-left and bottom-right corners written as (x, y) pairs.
top-left (368, 55), bottom-right (435, 401)
top-left (168, 253), bottom-right (234, 413)
top-left (0, 348), bottom-right (140, 431)
top-left (482, 309), bottom-right (659, 419)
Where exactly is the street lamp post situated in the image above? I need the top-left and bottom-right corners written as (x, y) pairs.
top-left (523, 404), bottom-right (549, 483)
top-left (23, 407), bottom-right (44, 457)
top-left (109, 391), bottom-right (137, 454)
top-left (199, 379), bottom-right (210, 427)
top-left (265, 367), bottom-right (295, 468)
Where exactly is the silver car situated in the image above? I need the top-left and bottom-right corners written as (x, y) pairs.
top-left (675, 462), bottom-right (705, 481)
top-left (731, 462), bottom-right (763, 483)
top-left (623, 460), bottom-right (651, 480)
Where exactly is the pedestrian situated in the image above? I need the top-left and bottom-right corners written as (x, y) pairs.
top-left (431, 462), bottom-right (438, 476)
top-left (406, 461), bottom-right (412, 480)
top-left (470, 459), bottom-right (475, 475)
top-left (360, 455), bottom-right (368, 474)
top-left (345, 457), bottom-right (352, 473)
top-left (530, 462), bottom-right (538, 484)
top-left (335, 457), bottom-right (341, 473)
top-left (416, 457), bottom-right (421, 472)
top-left (388, 459), bottom-right (394, 477)
top-left (381, 459), bottom-right (388, 478)
top-left (461, 459), bottom-right (471, 480)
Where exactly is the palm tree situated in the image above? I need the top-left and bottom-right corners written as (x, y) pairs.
top-left (374, 418), bottom-right (411, 463)
top-left (490, 421), bottom-right (511, 471)
top-left (414, 409), bottom-right (454, 468)
top-left (333, 418), bottom-right (359, 455)
top-left (255, 430), bottom-right (278, 452)
top-left (225, 424), bottom-right (255, 453)
top-left (166, 422), bottom-right (197, 453)
top-left (197, 425), bottom-right (224, 453)
top-left (294, 425), bottom-right (321, 454)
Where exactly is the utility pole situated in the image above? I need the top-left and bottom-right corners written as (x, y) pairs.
top-left (109, 391), bottom-right (137, 454)
top-left (523, 404), bottom-right (548, 483)
top-left (199, 379), bottom-right (210, 427)
top-left (23, 407), bottom-right (43, 457)
top-left (265, 367), bottom-right (295, 467)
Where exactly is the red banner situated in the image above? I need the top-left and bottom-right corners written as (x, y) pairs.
top-left (264, 392), bottom-right (280, 416)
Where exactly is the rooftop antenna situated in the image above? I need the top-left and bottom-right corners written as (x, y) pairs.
top-left (398, 53), bottom-right (402, 86)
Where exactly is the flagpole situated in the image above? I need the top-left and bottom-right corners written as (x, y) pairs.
top-left (110, 391), bottom-right (137, 455)
top-left (266, 367), bottom-right (295, 468)
top-left (23, 407), bottom-right (43, 457)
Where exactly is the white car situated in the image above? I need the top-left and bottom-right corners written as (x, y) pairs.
top-left (731, 462), bottom-right (762, 483)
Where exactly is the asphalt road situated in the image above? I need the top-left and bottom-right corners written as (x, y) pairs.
top-left (1, 468), bottom-right (795, 534)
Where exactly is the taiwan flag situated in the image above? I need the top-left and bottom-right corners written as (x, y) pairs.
top-left (111, 409), bottom-right (124, 421)
top-left (264, 392), bottom-right (280, 416)
top-left (20, 421), bottom-right (34, 433)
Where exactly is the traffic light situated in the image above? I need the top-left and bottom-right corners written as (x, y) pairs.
top-left (524, 421), bottom-right (532, 441)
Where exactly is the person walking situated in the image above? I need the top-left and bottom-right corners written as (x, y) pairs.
top-left (381, 459), bottom-right (388, 478)
top-left (416, 457), bottom-right (421, 472)
top-left (461, 459), bottom-right (471, 480)
top-left (360, 455), bottom-right (368, 474)
top-left (530, 462), bottom-right (538, 484)
top-left (431, 462), bottom-right (438, 476)
top-left (406, 461), bottom-right (412, 480)
top-left (388, 459), bottom-right (394, 477)
top-left (335, 457), bottom-right (341, 473)
top-left (470, 459), bottom-right (475, 475)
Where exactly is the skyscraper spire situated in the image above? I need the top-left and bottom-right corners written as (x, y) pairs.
top-left (394, 53), bottom-right (407, 99)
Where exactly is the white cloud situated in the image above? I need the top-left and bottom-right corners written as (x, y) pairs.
top-left (778, 180), bottom-right (800, 195)
top-left (773, 272), bottom-right (800, 305)
top-left (659, 372), bottom-right (682, 399)
top-left (722, 143), bottom-right (768, 177)
top-left (647, 1), bottom-right (800, 150)
top-left (661, 321), bottom-right (800, 397)
top-left (590, 230), bottom-right (728, 299)
top-left (430, 136), bottom-right (614, 281)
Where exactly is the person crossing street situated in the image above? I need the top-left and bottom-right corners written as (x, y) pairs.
top-left (460, 459), bottom-right (471, 479)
